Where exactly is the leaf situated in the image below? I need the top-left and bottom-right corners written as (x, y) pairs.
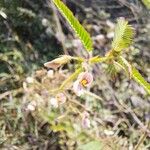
top-left (52, 0), bottom-right (93, 51)
top-left (142, 0), bottom-right (150, 9)
top-left (117, 56), bottom-right (132, 78)
top-left (0, 10), bottom-right (7, 19)
top-left (112, 18), bottom-right (134, 52)
top-left (77, 141), bottom-right (103, 150)
top-left (132, 67), bottom-right (150, 94)
top-left (117, 57), bottom-right (150, 94)
top-left (106, 61), bottom-right (118, 79)
top-left (51, 121), bottom-right (74, 133)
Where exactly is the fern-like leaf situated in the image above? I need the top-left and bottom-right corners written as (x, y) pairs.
top-left (112, 18), bottom-right (134, 52)
top-left (132, 67), bottom-right (150, 94)
top-left (52, 0), bottom-right (93, 51)
top-left (117, 56), bottom-right (132, 78)
top-left (117, 57), bottom-right (150, 94)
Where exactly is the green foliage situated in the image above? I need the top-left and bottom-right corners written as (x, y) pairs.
top-left (106, 62), bottom-right (118, 79)
top-left (142, 0), bottom-right (150, 9)
top-left (117, 56), bottom-right (150, 94)
top-left (0, 50), bottom-right (24, 92)
top-left (50, 3), bottom-right (150, 95)
top-left (52, 0), bottom-right (93, 51)
top-left (117, 56), bottom-right (132, 78)
top-left (17, 7), bottom-right (36, 18)
top-left (1, 0), bottom-right (150, 149)
top-left (112, 18), bottom-right (134, 52)
top-left (132, 67), bottom-right (150, 94)
top-left (50, 14), bottom-right (150, 95)
top-left (77, 141), bottom-right (103, 150)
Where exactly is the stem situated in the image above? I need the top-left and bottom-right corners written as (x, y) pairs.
top-left (89, 56), bottom-right (108, 64)
top-left (84, 90), bottom-right (103, 102)
top-left (59, 67), bottom-right (83, 90)
top-left (117, 56), bottom-right (150, 95)
top-left (134, 121), bottom-right (150, 150)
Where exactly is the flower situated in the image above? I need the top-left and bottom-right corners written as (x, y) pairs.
top-left (81, 112), bottom-right (91, 128)
top-left (56, 93), bottom-right (66, 104)
top-left (26, 77), bottom-right (34, 83)
top-left (26, 101), bottom-right (37, 111)
top-left (50, 98), bottom-right (58, 108)
top-left (82, 118), bottom-right (91, 128)
top-left (73, 72), bottom-right (93, 96)
top-left (47, 69), bottom-right (54, 78)
top-left (50, 93), bottom-right (66, 108)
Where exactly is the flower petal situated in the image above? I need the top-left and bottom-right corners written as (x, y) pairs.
top-left (82, 117), bottom-right (91, 128)
top-left (73, 80), bottom-right (84, 96)
top-left (50, 98), bottom-right (58, 108)
top-left (81, 112), bottom-right (90, 128)
top-left (56, 93), bottom-right (66, 104)
top-left (82, 72), bottom-right (93, 86)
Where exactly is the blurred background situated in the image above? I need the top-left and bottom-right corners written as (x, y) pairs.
top-left (0, 0), bottom-right (150, 149)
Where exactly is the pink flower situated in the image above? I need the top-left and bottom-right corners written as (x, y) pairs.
top-left (56, 93), bottom-right (66, 104)
top-left (81, 112), bottom-right (91, 128)
top-left (50, 93), bottom-right (66, 108)
top-left (82, 118), bottom-right (91, 128)
top-left (73, 72), bottom-right (93, 96)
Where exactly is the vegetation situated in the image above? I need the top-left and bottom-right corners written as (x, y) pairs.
top-left (0, 0), bottom-right (150, 149)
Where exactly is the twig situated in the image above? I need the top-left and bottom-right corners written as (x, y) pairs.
top-left (134, 121), bottom-right (150, 150)
top-left (0, 88), bottom-right (23, 100)
top-left (84, 90), bottom-right (103, 102)
top-left (66, 94), bottom-right (105, 126)
top-left (119, 101), bottom-right (150, 136)
top-left (0, 91), bottom-right (11, 100)
top-left (101, 72), bottom-right (150, 136)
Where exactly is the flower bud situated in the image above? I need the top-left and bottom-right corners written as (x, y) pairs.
top-left (26, 77), bottom-right (34, 83)
top-left (26, 101), bottom-right (37, 111)
top-left (47, 69), bottom-right (54, 78)
top-left (44, 55), bottom-right (72, 69)
top-left (56, 93), bottom-right (66, 104)
top-left (50, 98), bottom-right (58, 108)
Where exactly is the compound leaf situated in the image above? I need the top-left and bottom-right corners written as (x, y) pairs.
top-left (52, 0), bottom-right (93, 51)
top-left (118, 57), bottom-right (150, 94)
top-left (112, 18), bottom-right (134, 52)
top-left (132, 67), bottom-right (150, 94)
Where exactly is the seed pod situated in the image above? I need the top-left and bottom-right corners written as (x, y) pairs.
top-left (44, 55), bottom-right (72, 69)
